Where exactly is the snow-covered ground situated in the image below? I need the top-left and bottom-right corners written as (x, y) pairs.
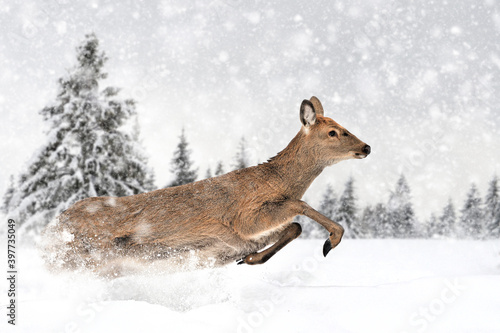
top-left (2, 239), bottom-right (500, 333)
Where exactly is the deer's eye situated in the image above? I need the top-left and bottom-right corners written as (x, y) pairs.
top-left (328, 131), bottom-right (337, 137)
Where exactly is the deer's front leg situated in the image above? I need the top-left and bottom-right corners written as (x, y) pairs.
top-left (286, 200), bottom-right (344, 257)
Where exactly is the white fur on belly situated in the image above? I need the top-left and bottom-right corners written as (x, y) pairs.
top-left (248, 223), bottom-right (288, 242)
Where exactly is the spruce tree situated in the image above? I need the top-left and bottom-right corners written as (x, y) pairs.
top-left (426, 213), bottom-right (439, 238)
top-left (484, 176), bottom-right (500, 238)
top-left (460, 183), bottom-right (484, 239)
top-left (439, 199), bottom-right (456, 238)
top-left (205, 168), bottom-right (212, 179)
top-left (372, 203), bottom-right (391, 238)
top-left (2, 175), bottom-right (15, 214)
top-left (358, 205), bottom-right (381, 239)
top-left (386, 174), bottom-right (416, 238)
top-left (359, 205), bottom-right (375, 238)
top-left (232, 137), bottom-right (249, 170)
top-left (319, 184), bottom-right (337, 221)
top-left (168, 128), bottom-right (198, 187)
top-left (335, 177), bottom-right (358, 238)
top-left (4, 33), bottom-right (155, 234)
top-left (214, 161), bottom-right (225, 176)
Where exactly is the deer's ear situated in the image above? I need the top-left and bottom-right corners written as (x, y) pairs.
top-left (300, 100), bottom-right (316, 127)
top-left (310, 96), bottom-right (324, 117)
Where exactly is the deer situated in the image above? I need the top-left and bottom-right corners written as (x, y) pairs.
top-left (42, 96), bottom-right (370, 275)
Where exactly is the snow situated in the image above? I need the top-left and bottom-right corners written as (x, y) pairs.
top-left (2, 239), bottom-right (499, 333)
top-left (1, 1), bottom-right (500, 330)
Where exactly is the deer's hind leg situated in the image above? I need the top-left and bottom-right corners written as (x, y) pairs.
top-left (237, 222), bottom-right (302, 265)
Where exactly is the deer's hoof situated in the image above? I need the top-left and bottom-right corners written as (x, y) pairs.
top-left (323, 238), bottom-right (333, 257)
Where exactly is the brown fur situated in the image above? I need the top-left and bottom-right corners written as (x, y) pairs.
top-left (42, 97), bottom-right (370, 274)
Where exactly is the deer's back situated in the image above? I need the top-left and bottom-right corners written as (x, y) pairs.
top-left (56, 165), bottom-right (283, 250)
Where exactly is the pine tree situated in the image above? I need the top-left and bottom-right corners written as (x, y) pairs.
top-left (426, 213), bottom-right (439, 238)
top-left (439, 199), bottom-right (456, 238)
top-left (386, 174), bottom-right (416, 238)
top-left (372, 203), bottom-right (391, 238)
top-left (232, 137), bottom-right (249, 170)
top-left (335, 177), bottom-right (358, 238)
top-left (205, 168), bottom-right (212, 179)
top-left (358, 205), bottom-right (375, 238)
top-left (319, 184), bottom-right (337, 221)
top-left (168, 128), bottom-right (198, 187)
top-left (484, 176), bottom-right (500, 238)
top-left (2, 175), bottom-right (15, 214)
top-left (5, 33), bottom-right (155, 234)
top-left (459, 183), bottom-right (484, 239)
top-left (214, 161), bottom-right (225, 176)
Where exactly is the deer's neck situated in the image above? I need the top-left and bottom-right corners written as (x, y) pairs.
top-left (264, 131), bottom-right (325, 199)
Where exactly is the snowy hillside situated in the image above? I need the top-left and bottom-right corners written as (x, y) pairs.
top-left (2, 239), bottom-right (499, 333)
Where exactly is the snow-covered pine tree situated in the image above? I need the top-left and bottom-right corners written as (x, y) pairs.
top-left (335, 177), bottom-right (359, 238)
top-left (386, 174), bottom-right (416, 238)
top-left (319, 184), bottom-right (337, 221)
top-left (205, 168), bottom-right (212, 179)
top-left (459, 183), bottom-right (484, 239)
top-left (439, 198), bottom-right (456, 238)
top-left (232, 137), bottom-right (249, 170)
top-left (372, 203), bottom-right (391, 238)
top-left (214, 161), bottom-right (225, 176)
top-left (358, 205), bottom-right (375, 239)
top-left (2, 175), bottom-right (15, 214)
top-left (425, 213), bottom-right (439, 238)
top-left (4, 33), bottom-right (155, 234)
top-left (484, 176), bottom-right (500, 239)
top-left (168, 128), bottom-right (198, 187)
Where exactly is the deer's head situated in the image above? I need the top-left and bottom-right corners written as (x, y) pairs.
top-left (299, 96), bottom-right (371, 166)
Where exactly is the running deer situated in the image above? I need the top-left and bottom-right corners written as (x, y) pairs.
top-left (43, 97), bottom-right (370, 274)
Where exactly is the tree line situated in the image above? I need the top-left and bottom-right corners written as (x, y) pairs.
top-left (166, 130), bottom-right (250, 187)
top-left (299, 174), bottom-right (500, 240)
top-left (2, 34), bottom-right (499, 240)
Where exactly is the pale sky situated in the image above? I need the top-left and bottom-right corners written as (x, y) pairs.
top-left (1, 0), bottom-right (499, 221)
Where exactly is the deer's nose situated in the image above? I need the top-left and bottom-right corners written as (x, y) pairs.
top-left (362, 145), bottom-right (371, 155)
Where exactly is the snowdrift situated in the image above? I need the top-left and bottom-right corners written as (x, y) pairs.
top-left (2, 239), bottom-right (499, 333)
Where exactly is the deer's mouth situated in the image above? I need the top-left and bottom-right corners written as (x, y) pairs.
top-left (353, 152), bottom-right (368, 159)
